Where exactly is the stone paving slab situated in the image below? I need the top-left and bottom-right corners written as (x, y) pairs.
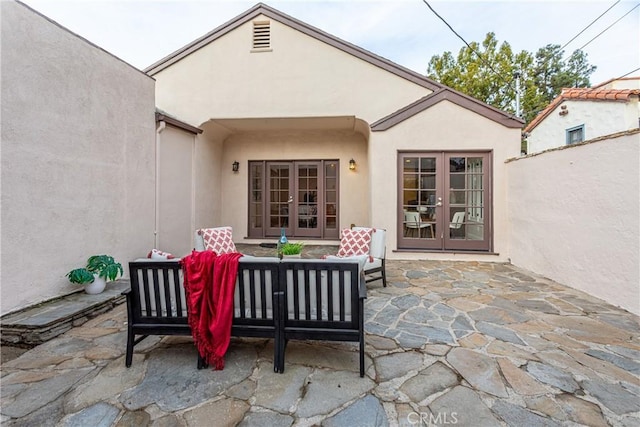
top-left (1, 281), bottom-right (129, 346)
top-left (1, 258), bottom-right (639, 426)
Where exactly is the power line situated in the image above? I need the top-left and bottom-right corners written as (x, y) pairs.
top-left (421, 1), bottom-right (516, 94)
top-left (576, 2), bottom-right (640, 51)
top-left (615, 66), bottom-right (640, 79)
top-left (537, 0), bottom-right (621, 78)
top-left (421, 0), bottom-right (636, 118)
top-left (560, 0), bottom-right (620, 51)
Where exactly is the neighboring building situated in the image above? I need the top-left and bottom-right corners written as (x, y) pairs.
top-left (525, 77), bottom-right (640, 154)
top-left (148, 3), bottom-right (523, 259)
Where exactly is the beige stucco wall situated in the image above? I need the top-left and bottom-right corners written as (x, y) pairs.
top-left (150, 12), bottom-right (439, 245)
top-left (193, 130), bottom-right (224, 234)
top-left (1, 2), bottom-right (156, 315)
top-left (157, 125), bottom-right (195, 257)
top-left (528, 99), bottom-right (639, 154)
top-left (150, 9), bottom-right (521, 255)
top-left (151, 15), bottom-right (430, 127)
top-left (217, 129), bottom-right (368, 238)
top-left (370, 100), bottom-right (521, 261)
top-left (508, 132), bottom-right (640, 315)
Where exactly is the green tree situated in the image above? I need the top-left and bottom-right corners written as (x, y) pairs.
top-left (426, 33), bottom-right (597, 125)
top-left (532, 45), bottom-right (596, 104)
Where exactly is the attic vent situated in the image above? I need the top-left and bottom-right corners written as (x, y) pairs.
top-left (252, 21), bottom-right (271, 50)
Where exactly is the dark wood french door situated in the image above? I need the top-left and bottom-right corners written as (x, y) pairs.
top-left (398, 152), bottom-right (491, 251)
top-left (249, 160), bottom-right (339, 239)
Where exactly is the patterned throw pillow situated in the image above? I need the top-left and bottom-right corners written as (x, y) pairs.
top-left (337, 228), bottom-right (372, 258)
top-left (147, 249), bottom-right (175, 260)
top-left (199, 227), bottom-right (237, 254)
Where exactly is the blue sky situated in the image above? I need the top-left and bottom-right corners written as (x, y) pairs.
top-left (21, 0), bottom-right (640, 86)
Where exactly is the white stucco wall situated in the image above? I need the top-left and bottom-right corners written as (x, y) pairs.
top-left (508, 131), bottom-right (640, 315)
top-left (370, 100), bottom-right (521, 261)
top-left (528, 99), bottom-right (639, 154)
top-left (1, 2), bottom-right (156, 315)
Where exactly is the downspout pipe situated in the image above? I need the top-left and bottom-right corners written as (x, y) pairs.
top-left (155, 120), bottom-right (166, 249)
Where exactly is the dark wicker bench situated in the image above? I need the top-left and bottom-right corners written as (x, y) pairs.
top-left (124, 257), bottom-right (365, 375)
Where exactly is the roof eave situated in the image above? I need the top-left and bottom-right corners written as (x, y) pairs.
top-left (145, 3), bottom-right (266, 75)
top-left (156, 111), bottom-right (203, 134)
top-left (372, 88), bottom-right (524, 132)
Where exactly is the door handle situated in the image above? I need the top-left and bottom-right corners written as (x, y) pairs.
top-left (288, 195), bottom-right (293, 203)
top-left (436, 202), bottom-right (442, 207)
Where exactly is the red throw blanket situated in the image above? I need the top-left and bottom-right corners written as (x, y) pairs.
top-left (181, 250), bottom-right (242, 369)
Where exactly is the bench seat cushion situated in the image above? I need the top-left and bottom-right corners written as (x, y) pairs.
top-left (364, 257), bottom-right (382, 271)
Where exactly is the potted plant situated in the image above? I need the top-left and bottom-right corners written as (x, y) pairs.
top-left (66, 255), bottom-right (123, 294)
top-left (281, 242), bottom-right (304, 258)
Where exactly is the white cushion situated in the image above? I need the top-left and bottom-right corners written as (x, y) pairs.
top-left (234, 261), bottom-right (275, 319)
top-left (194, 231), bottom-right (205, 251)
top-left (282, 258), bottom-right (364, 320)
top-left (323, 254), bottom-right (368, 273)
top-left (364, 257), bottom-right (382, 271)
top-left (134, 267), bottom-right (186, 316)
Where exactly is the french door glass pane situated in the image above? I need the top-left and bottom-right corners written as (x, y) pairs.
top-left (448, 156), bottom-right (484, 240)
top-left (399, 152), bottom-right (490, 251)
top-left (298, 165), bottom-right (318, 230)
top-left (249, 163), bottom-right (263, 230)
top-left (325, 162), bottom-right (338, 232)
top-left (269, 165), bottom-right (289, 228)
top-left (251, 160), bottom-right (339, 239)
top-left (402, 155), bottom-right (437, 240)
top-left (420, 157), bottom-right (436, 172)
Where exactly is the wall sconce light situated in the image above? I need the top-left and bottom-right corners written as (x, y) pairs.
top-left (349, 158), bottom-right (356, 171)
top-left (232, 161), bottom-right (239, 172)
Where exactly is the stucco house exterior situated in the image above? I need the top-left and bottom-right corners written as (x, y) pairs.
top-left (147, 3), bottom-right (523, 259)
top-left (3, 1), bottom-right (638, 318)
top-left (525, 77), bottom-right (640, 154)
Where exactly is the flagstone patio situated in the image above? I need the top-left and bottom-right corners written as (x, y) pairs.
top-left (1, 249), bottom-right (638, 426)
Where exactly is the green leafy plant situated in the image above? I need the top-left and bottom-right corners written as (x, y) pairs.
top-left (66, 255), bottom-right (123, 284)
top-left (281, 242), bottom-right (304, 255)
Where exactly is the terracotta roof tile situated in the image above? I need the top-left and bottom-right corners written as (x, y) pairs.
top-left (524, 88), bottom-right (640, 132)
top-left (560, 87), bottom-right (640, 100)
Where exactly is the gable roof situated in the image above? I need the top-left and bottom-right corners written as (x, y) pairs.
top-left (371, 88), bottom-right (524, 130)
top-left (146, 2), bottom-right (522, 130)
top-left (144, 3), bottom-right (441, 91)
top-left (525, 87), bottom-right (640, 133)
